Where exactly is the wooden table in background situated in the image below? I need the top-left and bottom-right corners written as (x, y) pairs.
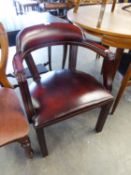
top-left (67, 3), bottom-right (131, 79)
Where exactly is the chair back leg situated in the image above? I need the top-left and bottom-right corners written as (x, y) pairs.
top-left (36, 128), bottom-right (48, 157)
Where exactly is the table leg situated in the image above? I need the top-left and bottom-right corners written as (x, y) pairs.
top-left (112, 48), bottom-right (124, 81)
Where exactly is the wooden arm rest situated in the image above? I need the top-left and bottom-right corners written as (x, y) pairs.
top-left (13, 53), bottom-right (25, 76)
top-left (82, 39), bottom-right (115, 91)
top-left (13, 53), bottom-right (35, 122)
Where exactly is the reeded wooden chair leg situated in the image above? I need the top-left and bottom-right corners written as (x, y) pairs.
top-left (95, 101), bottom-right (113, 132)
top-left (36, 128), bottom-right (48, 157)
top-left (18, 136), bottom-right (33, 159)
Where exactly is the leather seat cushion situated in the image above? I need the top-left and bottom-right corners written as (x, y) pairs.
top-left (30, 70), bottom-right (113, 127)
top-left (0, 88), bottom-right (29, 146)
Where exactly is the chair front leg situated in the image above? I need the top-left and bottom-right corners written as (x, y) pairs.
top-left (35, 128), bottom-right (48, 157)
top-left (95, 101), bottom-right (113, 132)
top-left (18, 136), bottom-right (33, 158)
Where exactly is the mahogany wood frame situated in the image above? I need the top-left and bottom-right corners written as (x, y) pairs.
top-left (13, 23), bottom-right (114, 157)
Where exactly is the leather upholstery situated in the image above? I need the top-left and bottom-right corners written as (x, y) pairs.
top-left (13, 23), bottom-right (114, 156)
top-left (30, 70), bottom-right (113, 127)
top-left (0, 88), bottom-right (29, 146)
top-left (16, 23), bottom-right (82, 53)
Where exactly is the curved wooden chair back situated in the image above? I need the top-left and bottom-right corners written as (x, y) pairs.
top-left (0, 23), bottom-right (33, 158)
top-left (0, 23), bottom-right (12, 88)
